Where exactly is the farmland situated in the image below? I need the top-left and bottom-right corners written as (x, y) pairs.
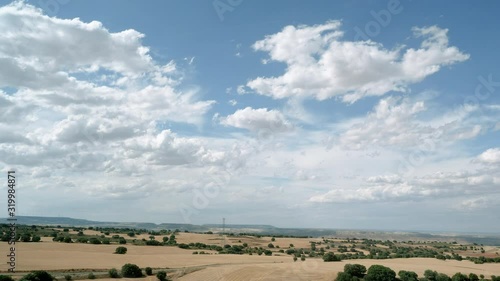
top-left (1, 224), bottom-right (499, 280)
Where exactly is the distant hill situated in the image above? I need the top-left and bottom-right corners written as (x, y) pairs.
top-left (4, 216), bottom-right (500, 245)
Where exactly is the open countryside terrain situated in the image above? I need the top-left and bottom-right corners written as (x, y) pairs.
top-left (1, 225), bottom-right (499, 280)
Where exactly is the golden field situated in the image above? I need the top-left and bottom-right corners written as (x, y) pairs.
top-left (1, 231), bottom-right (499, 280)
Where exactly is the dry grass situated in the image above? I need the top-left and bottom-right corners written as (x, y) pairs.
top-left (1, 237), bottom-right (499, 281)
top-left (178, 259), bottom-right (500, 281)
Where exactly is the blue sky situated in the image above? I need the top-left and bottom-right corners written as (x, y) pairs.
top-left (0, 0), bottom-right (499, 232)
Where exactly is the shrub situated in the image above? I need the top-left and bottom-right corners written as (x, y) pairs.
top-left (77, 237), bottom-right (88, 243)
top-left (64, 275), bottom-right (72, 281)
top-left (146, 240), bottom-right (162, 246)
top-left (336, 272), bottom-right (359, 281)
top-left (364, 265), bottom-right (396, 281)
top-left (89, 238), bottom-right (101, 244)
top-left (115, 246), bottom-right (127, 254)
top-left (0, 275), bottom-right (15, 281)
top-left (109, 268), bottom-right (120, 278)
top-left (32, 236), bottom-right (41, 242)
top-left (469, 273), bottom-right (479, 281)
top-left (323, 252), bottom-right (341, 262)
top-left (145, 267), bottom-right (153, 276)
top-left (398, 270), bottom-right (418, 281)
top-left (451, 273), bottom-right (468, 281)
top-left (345, 264), bottom-right (367, 278)
top-left (88, 273), bottom-right (96, 280)
top-left (156, 271), bottom-right (167, 281)
top-left (121, 263), bottom-right (142, 278)
top-left (20, 271), bottom-right (55, 281)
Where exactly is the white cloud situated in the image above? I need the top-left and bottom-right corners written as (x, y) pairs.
top-left (0, 3), bottom-right (218, 174)
top-left (220, 107), bottom-right (294, 134)
top-left (245, 21), bottom-right (469, 103)
top-left (310, 164), bottom-right (500, 204)
top-left (336, 96), bottom-right (485, 150)
top-left (477, 148), bottom-right (500, 165)
top-left (122, 130), bottom-right (226, 166)
top-left (459, 197), bottom-right (489, 211)
top-left (0, 2), bottom-right (154, 84)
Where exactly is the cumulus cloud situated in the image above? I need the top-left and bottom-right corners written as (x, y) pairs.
top-left (220, 107), bottom-right (294, 134)
top-left (122, 130), bottom-right (226, 166)
top-left (310, 169), bottom-right (500, 204)
top-left (477, 148), bottom-right (500, 165)
top-left (0, 2), bottom-right (219, 178)
top-left (0, 2), bottom-right (153, 82)
top-left (245, 21), bottom-right (469, 103)
top-left (336, 96), bottom-right (484, 150)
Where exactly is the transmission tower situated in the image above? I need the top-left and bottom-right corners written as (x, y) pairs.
top-left (221, 218), bottom-right (226, 246)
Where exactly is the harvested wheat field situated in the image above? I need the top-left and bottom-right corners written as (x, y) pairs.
top-left (178, 259), bottom-right (500, 281)
top-left (0, 241), bottom-right (289, 271)
top-left (1, 240), bottom-right (500, 280)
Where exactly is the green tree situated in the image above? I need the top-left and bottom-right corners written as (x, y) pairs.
top-left (268, 243), bottom-right (275, 248)
top-left (115, 246), bottom-right (127, 254)
top-left (344, 264), bottom-right (367, 278)
top-left (398, 270), bottom-right (418, 281)
top-left (20, 271), bottom-right (55, 281)
top-left (0, 275), bottom-right (14, 281)
top-left (108, 268), bottom-right (120, 278)
top-left (64, 275), bottom-right (72, 281)
top-left (88, 273), bottom-right (96, 280)
top-left (323, 252), bottom-right (341, 262)
top-left (156, 271), bottom-right (167, 281)
top-left (145, 267), bottom-right (153, 276)
top-left (436, 273), bottom-right (451, 281)
top-left (451, 273), bottom-right (469, 281)
top-left (89, 238), bottom-right (101, 244)
top-left (425, 270), bottom-right (439, 281)
top-left (469, 274), bottom-right (479, 281)
top-left (21, 233), bottom-right (31, 242)
top-left (121, 263), bottom-right (143, 278)
top-left (335, 272), bottom-right (359, 281)
top-left (32, 236), bottom-right (41, 242)
top-left (364, 265), bottom-right (396, 281)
